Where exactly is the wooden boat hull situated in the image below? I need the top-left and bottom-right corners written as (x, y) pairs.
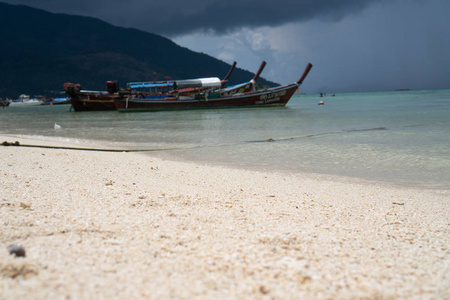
top-left (70, 94), bottom-right (118, 111)
top-left (114, 83), bottom-right (299, 112)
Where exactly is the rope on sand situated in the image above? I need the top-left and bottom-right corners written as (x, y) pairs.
top-left (1, 141), bottom-right (186, 152)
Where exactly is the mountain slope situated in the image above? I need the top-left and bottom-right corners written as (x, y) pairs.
top-left (0, 2), bottom-right (276, 97)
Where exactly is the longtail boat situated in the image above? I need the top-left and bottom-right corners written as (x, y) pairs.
top-left (125, 61), bottom-right (265, 102)
top-left (64, 62), bottom-right (237, 112)
top-left (114, 63), bottom-right (313, 112)
top-left (64, 82), bottom-right (122, 111)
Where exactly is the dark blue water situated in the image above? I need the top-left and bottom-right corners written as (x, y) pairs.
top-left (1, 89), bottom-right (449, 190)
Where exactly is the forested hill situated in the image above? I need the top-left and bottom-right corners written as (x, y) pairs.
top-left (0, 2), bottom-right (276, 98)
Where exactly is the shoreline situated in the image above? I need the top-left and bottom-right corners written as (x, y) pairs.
top-left (3, 133), bottom-right (449, 192)
top-left (1, 134), bottom-right (449, 299)
top-left (148, 149), bottom-right (450, 193)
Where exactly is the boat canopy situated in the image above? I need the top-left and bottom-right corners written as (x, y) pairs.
top-left (127, 77), bottom-right (222, 90)
top-left (174, 77), bottom-right (221, 89)
top-left (220, 81), bottom-right (252, 92)
top-left (127, 81), bottom-right (174, 89)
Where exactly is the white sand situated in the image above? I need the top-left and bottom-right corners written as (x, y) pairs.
top-left (1, 135), bottom-right (449, 299)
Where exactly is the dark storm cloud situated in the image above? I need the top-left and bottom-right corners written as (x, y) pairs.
top-left (3, 0), bottom-right (389, 35)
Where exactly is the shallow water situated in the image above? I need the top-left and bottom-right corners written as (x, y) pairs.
top-left (1, 89), bottom-right (449, 190)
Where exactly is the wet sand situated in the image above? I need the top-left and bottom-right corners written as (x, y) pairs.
top-left (1, 135), bottom-right (449, 299)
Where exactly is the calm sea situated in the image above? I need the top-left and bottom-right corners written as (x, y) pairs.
top-left (2, 89), bottom-right (449, 190)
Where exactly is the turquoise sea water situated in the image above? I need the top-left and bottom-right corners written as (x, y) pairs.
top-left (1, 89), bottom-right (449, 190)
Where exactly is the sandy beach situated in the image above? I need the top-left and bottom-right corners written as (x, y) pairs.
top-left (1, 134), bottom-right (449, 299)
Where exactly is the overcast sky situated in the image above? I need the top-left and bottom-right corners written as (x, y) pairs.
top-left (4, 0), bottom-right (449, 93)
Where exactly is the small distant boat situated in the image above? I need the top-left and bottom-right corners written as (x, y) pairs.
top-left (115, 63), bottom-right (313, 112)
top-left (10, 94), bottom-right (43, 106)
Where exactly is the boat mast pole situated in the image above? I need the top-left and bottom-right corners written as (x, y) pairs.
top-left (221, 61), bottom-right (237, 88)
top-left (251, 61), bottom-right (267, 91)
top-left (296, 63), bottom-right (313, 85)
top-left (252, 61), bottom-right (266, 82)
top-left (223, 61), bottom-right (237, 81)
